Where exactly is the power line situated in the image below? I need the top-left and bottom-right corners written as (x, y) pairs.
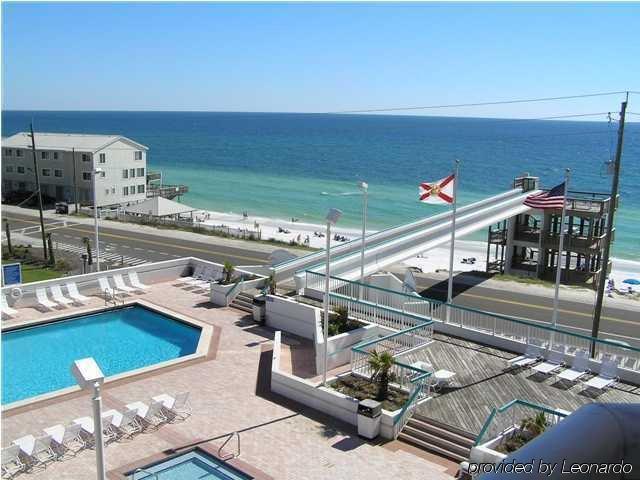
top-left (329, 91), bottom-right (631, 114)
top-left (528, 112), bottom-right (615, 121)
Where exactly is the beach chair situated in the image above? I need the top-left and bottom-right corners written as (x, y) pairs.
top-left (12, 434), bottom-right (57, 466)
top-left (128, 271), bottom-right (149, 291)
top-left (177, 265), bottom-right (204, 285)
top-left (556, 350), bottom-right (590, 383)
top-left (1, 445), bottom-right (26, 478)
top-left (152, 391), bottom-right (192, 420)
top-left (49, 285), bottom-right (73, 306)
top-left (112, 274), bottom-right (135, 294)
top-left (532, 348), bottom-right (565, 375)
top-left (186, 267), bottom-right (213, 287)
top-left (98, 277), bottom-right (113, 296)
top-left (125, 400), bottom-right (167, 428)
top-left (583, 359), bottom-right (619, 391)
top-left (35, 288), bottom-right (58, 311)
top-left (507, 344), bottom-right (542, 369)
top-left (1, 295), bottom-right (18, 317)
top-left (43, 423), bottom-right (85, 456)
top-left (65, 282), bottom-right (89, 304)
top-left (74, 414), bottom-right (118, 444)
top-left (101, 408), bottom-right (142, 437)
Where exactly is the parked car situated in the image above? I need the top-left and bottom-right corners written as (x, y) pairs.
top-left (55, 202), bottom-right (69, 214)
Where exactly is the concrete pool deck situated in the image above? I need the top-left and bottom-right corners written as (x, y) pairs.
top-left (1, 280), bottom-right (454, 479)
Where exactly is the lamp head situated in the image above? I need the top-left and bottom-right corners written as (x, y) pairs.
top-left (325, 208), bottom-right (342, 226)
top-left (359, 181), bottom-right (368, 191)
top-left (71, 357), bottom-right (105, 389)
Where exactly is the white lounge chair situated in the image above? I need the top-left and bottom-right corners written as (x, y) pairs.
top-left (152, 392), bottom-right (192, 420)
top-left (584, 359), bottom-right (619, 391)
top-left (98, 277), bottom-right (113, 296)
top-left (177, 265), bottom-right (204, 285)
top-left (74, 414), bottom-right (118, 444)
top-left (65, 282), bottom-right (89, 304)
top-left (186, 267), bottom-right (213, 287)
top-left (557, 350), bottom-right (590, 383)
top-left (35, 288), bottom-right (58, 311)
top-left (43, 423), bottom-right (85, 455)
top-left (12, 434), bottom-right (57, 466)
top-left (49, 285), bottom-right (73, 306)
top-left (128, 271), bottom-right (149, 291)
top-left (1, 445), bottom-right (26, 478)
top-left (532, 349), bottom-right (565, 375)
top-left (1, 295), bottom-right (18, 317)
top-left (507, 344), bottom-right (542, 368)
top-left (112, 274), bottom-right (135, 294)
top-left (125, 400), bottom-right (167, 428)
top-left (101, 408), bottom-right (141, 437)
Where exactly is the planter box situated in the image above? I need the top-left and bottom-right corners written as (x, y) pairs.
top-left (469, 426), bottom-right (516, 465)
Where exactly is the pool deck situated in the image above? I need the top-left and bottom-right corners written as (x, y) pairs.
top-left (1, 280), bottom-right (454, 479)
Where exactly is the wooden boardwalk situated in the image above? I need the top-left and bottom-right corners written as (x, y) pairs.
top-left (400, 333), bottom-right (640, 436)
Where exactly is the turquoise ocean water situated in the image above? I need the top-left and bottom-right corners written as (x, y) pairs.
top-left (2, 111), bottom-right (638, 259)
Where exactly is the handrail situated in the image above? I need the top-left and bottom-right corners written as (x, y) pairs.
top-left (224, 277), bottom-right (245, 305)
top-left (218, 431), bottom-right (240, 459)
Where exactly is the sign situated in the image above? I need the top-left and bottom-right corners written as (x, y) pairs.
top-left (2, 263), bottom-right (22, 286)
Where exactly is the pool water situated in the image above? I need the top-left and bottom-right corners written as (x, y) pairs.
top-left (129, 450), bottom-right (251, 479)
top-left (2, 305), bottom-right (201, 404)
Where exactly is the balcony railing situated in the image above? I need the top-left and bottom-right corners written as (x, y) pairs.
top-left (514, 227), bottom-right (540, 243)
top-left (542, 232), bottom-right (609, 252)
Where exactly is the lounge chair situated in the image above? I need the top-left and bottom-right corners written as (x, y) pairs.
top-left (152, 392), bottom-right (192, 420)
top-left (112, 274), bottom-right (135, 294)
top-left (65, 282), bottom-right (89, 304)
top-left (12, 434), bottom-right (57, 466)
top-left (532, 348), bottom-right (565, 375)
top-left (49, 285), bottom-right (73, 306)
top-left (128, 271), bottom-right (149, 291)
top-left (556, 350), bottom-right (590, 383)
top-left (35, 288), bottom-right (58, 311)
top-left (185, 267), bottom-right (213, 287)
top-left (101, 408), bottom-right (142, 437)
top-left (507, 344), bottom-right (542, 368)
top-left (1, 445), bottom-right (26, 478)
top-left (98, 277), bottom-right (114, 296)
top-left (125, 400), bottom-right (167, 428)
top-left (74, 414), bottom-right (118, 444)
top-left (584, 359), bottom-right (619, 391)
top-left (43, 423), bottom-right (85, 455)
top-left (177, 265), bottom-right (204, 285)
top-left (1, 295), bottom-right (18, 317)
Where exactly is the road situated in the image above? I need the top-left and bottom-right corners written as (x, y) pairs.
top-left (4, 210), bottom-right (639, 346)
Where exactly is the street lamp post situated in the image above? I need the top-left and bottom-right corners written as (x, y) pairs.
top-left (358, 182), bottom-right (368, 291)
top-left (71, 358), bottom-right (106, 480)
top-left (323, 208), bottom-right (343, 387)
top-left (93, 168), bottom-right (104, 272)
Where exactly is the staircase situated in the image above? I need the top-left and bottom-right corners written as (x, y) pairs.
top-left (397, 415), bottom-right (476, 463)
top-left (230, 291), bottom-right (254, 314)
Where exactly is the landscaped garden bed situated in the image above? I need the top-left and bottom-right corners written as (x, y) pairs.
top-left (331, 373), bottom-right (408, 411)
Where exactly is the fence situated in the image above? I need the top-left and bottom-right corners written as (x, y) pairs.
top-left (474, 399), bottom-right (569, 447)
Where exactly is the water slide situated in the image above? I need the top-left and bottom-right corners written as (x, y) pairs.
top-left (273, 187), bottom-right (538, 282)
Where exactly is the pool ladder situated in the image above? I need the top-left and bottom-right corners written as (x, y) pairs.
top-left (218, 431), bottom-right (240, 459)
top-left (103, 287), bottom-right (125, 307)
top-left (133, 468), bottom-right (158, 479)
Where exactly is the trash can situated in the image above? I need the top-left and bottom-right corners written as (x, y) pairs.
top-left (253, 294), bottom-right (266, 325)
top-left (357, 399), bottom-right (381, 439)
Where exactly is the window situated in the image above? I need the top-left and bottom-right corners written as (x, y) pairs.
top-left (42, 168), bottom-right (51, 176)
top-left (99, 153), bottom-right (106, 163)
top-left (17, 166), bottom-right (25, 174)
top-left (105, 189), bottom-right (110, 195)
top-left (122, 169), bottom-right (129, 179)
top-left (53, 152), bottom-right (59, 160)
top-left (4, 149), bottom-right (13, 156)
top-left (54, 169), bottom-right (63, 177)
top-left (41, 151), bottom-right (49, 160)
top-left (130, 184), bottom-right (136, 194)
top-left (16, 149), bottom-right (23, 157)
top-left (5, 165), bottom-right (14, 173)
top-left (100, 171), bottom-right (106, 178)
top-left (82, 153), bottom-right (90, 162)
top-left (137, 184), bottom-right (145, 194)
top-left (82, 172), bottom-right (92, 181)
top-left (137, 167), bottom-right (145, 177)
top-left (111, 187), bottom-right (116, 194)
top-left (134, 151), bottom-right (143, 160)
top-left (123, 186), bottom-right (129, 196)
top-left (129, 168), bottom-right (135, 178)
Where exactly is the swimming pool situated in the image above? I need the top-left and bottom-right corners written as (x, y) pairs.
top-left (2, 305), bottom-right (201, 405)
top-left (127, 449), bottom-right (252, 479)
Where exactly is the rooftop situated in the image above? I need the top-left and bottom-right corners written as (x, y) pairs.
top-left (2, 132), bottom-right (148, 153)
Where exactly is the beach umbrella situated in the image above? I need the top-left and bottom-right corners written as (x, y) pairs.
top-left (622, 279), bottom-right (640, 285)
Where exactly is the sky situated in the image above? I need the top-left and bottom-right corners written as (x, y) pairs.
top-left (2, 2), bottom-right (639, 118)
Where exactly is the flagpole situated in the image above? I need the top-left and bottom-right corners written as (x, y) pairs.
top-left (551, 168), bottom-right (570, 345)
top-left (447, 159), bottom-right (460, 309)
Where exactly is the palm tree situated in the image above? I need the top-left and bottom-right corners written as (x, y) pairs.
top-left (368, 350), bottom-right (394, 401)
top-left (223, 261), bottom-right (235, 284)
top-left (82, 237), bottom-right (93, 265)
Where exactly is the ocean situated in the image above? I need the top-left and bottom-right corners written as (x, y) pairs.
top-left (2, 111), bottom-right (639, 260)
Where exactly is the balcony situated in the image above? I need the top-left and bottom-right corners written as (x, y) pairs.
top-left (489, 229), bottom-right (506, 244)
top-left (542, 231), bottom-right (611, 253)
top-left (514, 227), bottom-right (540, 244)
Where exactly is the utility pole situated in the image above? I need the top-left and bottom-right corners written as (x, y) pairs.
top-left (72, 147), bottom-right (79, 213)
top-left (591, 95), bottom-right (628, 356)
top-left (29, 123), bottom-right (48, 260)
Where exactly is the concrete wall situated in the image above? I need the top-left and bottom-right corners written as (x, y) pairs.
top-left (324, 323), bottom-right (379, 371)
top-left (209, 277), bottom-right (267, 307)
top-left (265, 295), bottom-right (321, 340)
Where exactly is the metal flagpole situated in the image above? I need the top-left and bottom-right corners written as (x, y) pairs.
top-left (550, 169), bottom-right (570, 346)
top-left (447, 160), bottom-right (460, 305)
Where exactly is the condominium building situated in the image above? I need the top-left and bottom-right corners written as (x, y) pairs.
top-left (1, 132), bottom-right (149, 207)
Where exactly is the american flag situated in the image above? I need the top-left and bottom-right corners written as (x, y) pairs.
top-left (523, 182), bottom-right (566, 209)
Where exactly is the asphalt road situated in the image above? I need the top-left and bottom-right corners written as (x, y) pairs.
top-left (4, 210), bottom-right (639, 346)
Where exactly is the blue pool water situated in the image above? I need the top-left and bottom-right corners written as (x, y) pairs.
top-left (1, 306), bottom-right (201, 405)
top-left (129, 450), bottom-right (251, 479)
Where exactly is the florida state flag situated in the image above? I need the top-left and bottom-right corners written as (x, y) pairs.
top-left (419, 174), bottom-right (455, 204)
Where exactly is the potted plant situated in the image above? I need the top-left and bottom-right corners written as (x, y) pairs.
top-left (368, 350), bottom-right (395, 401)
top-left (222, 261), bottom-right (235, 284)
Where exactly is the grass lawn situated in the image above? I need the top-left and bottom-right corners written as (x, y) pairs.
top-left (20, 264), bottom-right (66, 283)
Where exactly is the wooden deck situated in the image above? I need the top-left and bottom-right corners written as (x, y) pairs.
top-left (399, 333), bottom-right (640, 436)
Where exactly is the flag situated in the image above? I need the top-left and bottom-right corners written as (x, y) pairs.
top-left (419, 174), bottom-right (455, 204)
top-left (523, 182), bottom-right (566, 209)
